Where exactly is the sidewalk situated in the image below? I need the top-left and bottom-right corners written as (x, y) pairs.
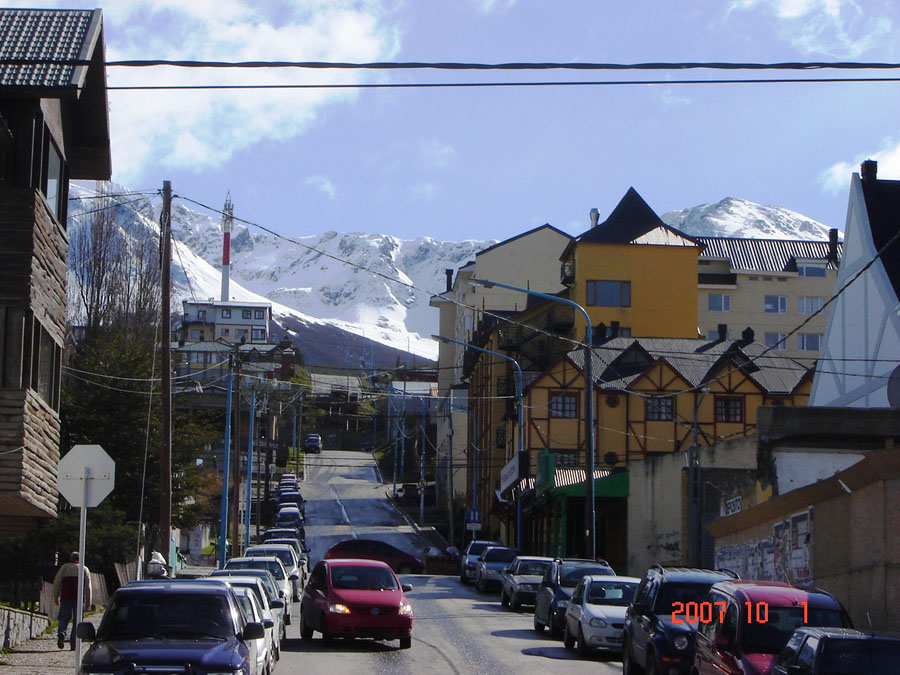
top-left (0, 611), bottom-right (103, 674)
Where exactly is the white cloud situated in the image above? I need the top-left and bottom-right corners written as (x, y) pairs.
top-left (419, 138), bottom-right (456, 168)
top-left (471, 0), bottom-right (518, 14)
top-left (819, 140), bottom-right (900, 193)
top-left (305, 175), bottom-right (337, 199)
top-left (42, 0), bottom-right (401, 184)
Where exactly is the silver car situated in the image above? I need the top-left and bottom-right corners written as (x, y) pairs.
top-left (204, 574), bottom-right (284, 660)
top-left (209, 569), bottom-right (286, 642)
top-left (225, 556), bottom-right (297, 625)
top-left (563, 575), bottom-right (640, 656)
top-left (474, 546), bottom-right (520, 593)
top-left (500, 556), bottom-right (553, 610)
top-left (459, 540), bottom-right (501, 584)
top-left (245, 544), bottom-right (305, 600)
top-left (232, 585), bottom-right (275, 675)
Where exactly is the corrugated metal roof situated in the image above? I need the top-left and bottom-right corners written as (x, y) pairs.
top-left (697, 237), bottom-right (841, 272)
top-left (0, 9), bottom-right (97, 89)
top-left (521, 467), bottom-right (613, 490)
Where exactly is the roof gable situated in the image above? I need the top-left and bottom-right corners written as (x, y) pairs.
top-left (476, 223), bottom-right (572, 257)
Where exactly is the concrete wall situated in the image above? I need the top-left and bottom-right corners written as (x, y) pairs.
top-left (627, 436), bottom-right (757, 576)
top-left (1, 607), bottom-right (50, 649)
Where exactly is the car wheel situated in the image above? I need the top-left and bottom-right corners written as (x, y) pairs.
top-left (477, 578), bottom-right (486, 593)
top-left (577, 625), bottom-right (590, 657)
top-left (399, 636), bottom-right (412, 649)
top-left (320, 614), bottom-right (333, 644)
top-left (284, 610), bottom-right (292, 626)
top-left (622, 638), bottom-right (641, 675)
top-left (299, 613), bottom-right (313, 641)
top-left (533, 610), bottom-right (545, 633)
top-left (460, 573), bottom-right (468, 584)
top-left (548, 613), bottom-right (562, 638)
top-left (500, 589), bottom-right (509, 607)
top-left (645, 650), bottom-right (659, 675)
top-left (510, 593), bottom-right (521, 612)
top-left (563, 621), bottom-right (575, 650)
top-left (398, 564), bottom-right (413, 574)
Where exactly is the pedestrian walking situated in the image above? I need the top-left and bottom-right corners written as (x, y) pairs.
top-left (52, 551), bottom-right (92, 650)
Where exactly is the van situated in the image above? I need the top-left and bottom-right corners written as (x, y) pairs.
top-left (692, 580), bottom-right (851, 675)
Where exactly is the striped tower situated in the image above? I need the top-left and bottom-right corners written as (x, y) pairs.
top-left (220, 192), bottom-right (233, 301)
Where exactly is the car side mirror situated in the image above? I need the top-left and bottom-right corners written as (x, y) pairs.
top-left (505, 566), bottom-right (514, 574)
top-left (401, 583), bottom-right (413, 593)
top-left (243, 622), bottom-right (265, 641)
top-left (263, 618), bottom-right (274, 629)
top-left (270, 599), bottom-right (284, 609)
top-left (76, 622), bottom-right (96, 642)
top-left (289, 573), bottom-right (299, 581)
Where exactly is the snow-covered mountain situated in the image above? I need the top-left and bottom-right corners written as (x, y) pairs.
top-left (66, 186), bottom-right (837, 366)
top-left (662, 197), bottom-right (834, 240)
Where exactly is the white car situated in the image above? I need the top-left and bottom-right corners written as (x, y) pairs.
top-left (563, 574), bottom-right (640, 656)
top-left (209, 569), bottom-right (286, 644)
top-left (206, 574), bottom-right (284, 660)
top-left (233, 585), bottom-right (275, 675)
top-left (245, 543), bottom-right (305, 599)
top-left (459, 540), bottom-right (502, 584)
top-left (225, 556), bottom-right (297, 625)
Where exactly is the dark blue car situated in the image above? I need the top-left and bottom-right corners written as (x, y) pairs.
top-left (77, 579), bottom-right (265, 674)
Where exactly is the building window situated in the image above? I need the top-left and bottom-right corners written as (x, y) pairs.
top-left (549, 393), bottom-right (578, 418)
top-left (220, 328), bottom-right (230, 337)
top-left (252, 329), bottom-right (265, 341)
top-left (600, 324), bottom-right (631, 338)
top-left (586, 280), bottom-right (631, 307)
top-left (44, 138), bottom-right (64, 218)
top-left (221, 309), bottom-right (232, 318)
top-left (798, 333), bottom-right (823, 351)
top-left (798, 264), bottom-right (827, 277)
top-left (551, 450), bottom-right (577, 467)
top-left (236, 329), bottom-right (248, 339)
top-left (495, 427), bottom-right (507, 449)
top-left (198, 310), bottom-right (206, 320)
top-left (798, 296), bottom-right (825, 314)
top-left (242, 310), bottom-right (252, 319)
top-left (254, 310), bottom-right (265, 319)
top-left (708, 293), bottom-right (731, 312)
top-left (646, 396), bottom-right (673, 421)
top-left (764, 295), bottom-right (787, 313)
top-left (190, 329), bottom-right (204, 340)
top-left (764, 332), bottom-right (788, 350)
top-left (715, 397), bottom-right (743, 423)
top-left (763, 276), bottom-right (773, 282)
top-left (748, 276), bottom-right (758, 281)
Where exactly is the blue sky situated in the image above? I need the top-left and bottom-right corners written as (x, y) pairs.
top-left (22, 0), bottom-right (900, 241)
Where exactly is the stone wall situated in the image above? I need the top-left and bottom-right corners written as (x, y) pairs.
top-left (0, 606), bottom-right (49, 649)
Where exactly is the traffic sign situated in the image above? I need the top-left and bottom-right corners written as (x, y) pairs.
top-left (466, 508), bottom-right (482, 523)
top-left (57, 444), bottom-right (115, 508)
top-left (466, 522), bottom-right (482, 531)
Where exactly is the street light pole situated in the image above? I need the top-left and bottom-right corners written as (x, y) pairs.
top-left (433, 335), bottom-right (525, 548)
top-left (469, 278), bottom-right (596, 559)
top-left (688, 387), bottom-right (710, 567)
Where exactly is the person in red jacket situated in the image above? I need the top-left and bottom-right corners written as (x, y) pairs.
top-left (52, 552), bottom-right (92, 650)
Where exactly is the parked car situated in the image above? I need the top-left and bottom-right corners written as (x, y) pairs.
top-left (202, 573), bottom-right (284, 659)
top-left (225, 556), bottom-right (297, 625)
top-left (622, 565), bottom-right (739, 675)
top-left (693, 580), bottom-right (851, 675)
top-left (361, 441), bottom-right (375, 452)
top-left (459, 539), bottom-right (502, 584)
top-left (500, 556), bottom-right (552, 610)
top-left (563, 574), bottom-right (640, 656)
top-left (325, 538), bottom-right (425, 574)
top-left (265, 537), bottom-right (309, 574)
top-left (771, 627), bottom-right (900, 675)
top-left (77, 580), bottom-right (265, 675)
top-left (474, 546), bottom-right (520, 593)
top-left (245, 543), bottom-right (305, 599)
top-left (533, 558), bottom-right (615, 637)
top-left (275, 506), bottom-right (304, 532)
top-left (208, 569), bottom-right (286, 638)
top-left (232, 585), bottom-right (276, 675)
top-left (277, 490), bottom-right (305, 515)
top-left (263, 527), bottom-right (307, 545)
top-left (299, 558), bottom-right (414, 648)
top-left (304, 433), bottom-right (322, 453)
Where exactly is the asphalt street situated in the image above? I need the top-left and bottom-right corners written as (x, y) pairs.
top-left (274, 450), bottom-right (622, 674)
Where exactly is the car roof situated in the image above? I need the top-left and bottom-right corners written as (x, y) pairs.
top-left (709, 580), bottom-right (841, 607)
top-left (583, 575), bottom-right (640, 584)
top-left (325, 558), bottom-right (394, 569)
top-left (649, 567), bottom-right (737, 583)
top-left (228, 556), bottom-right (286, 567)
top-left (513, 556), bottom-right (553, 562)
top-left (121, 580), bottom-right (231, 595)
top-left (793, 627), bottom-right (900, 641)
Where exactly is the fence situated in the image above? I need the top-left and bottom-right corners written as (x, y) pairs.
top-left (39, 572), bottom-right (108, 620)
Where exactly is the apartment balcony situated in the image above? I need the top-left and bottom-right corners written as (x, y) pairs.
top-left (560, 260), bottom-right (575, 285)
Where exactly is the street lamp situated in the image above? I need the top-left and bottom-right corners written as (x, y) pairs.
top-left (687, 387), bottom-right (710, 567)
top-left (433, 334), bottom-right (525, 548)
top-left (469, 277), bottom-right (597, 559)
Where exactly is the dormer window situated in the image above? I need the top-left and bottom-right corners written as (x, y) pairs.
top-left (797, 263), bottom-right (827, 277)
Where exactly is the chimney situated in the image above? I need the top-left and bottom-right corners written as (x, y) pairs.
top-left (445, 268), bottom-right (453, 293)
top-left (861, 159), bottom-right (878, 182)
top-left (741, 327), bottom-right (754, 344)
top-left (610, 321), bottom-right (620, 338)
top-left (220, 192), bottom-right (234, 302)
top-left (589, 207), bottom-right (600, 228)
top-left (827, 228), bottom-right (839, 263)
top-left (718, 324), bottom-right (728, 341)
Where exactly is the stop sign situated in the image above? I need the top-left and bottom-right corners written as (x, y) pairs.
top-left (57, 444), bottom-right (115, 508)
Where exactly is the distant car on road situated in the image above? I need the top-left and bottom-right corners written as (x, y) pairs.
top-left (245, 543), bottom-right (305, 599)
top-left (304, 433), bottom-right (322, 453)
top-left (500, 556), bottom-right (553, 610)
top-left (533, 558), bottom-right (615, 638)
top-left (224, 556), bottom-right (297, 625)
top-left (474, 546), bottom-right (520, 593)
top-left (459, 539), bottom-right (502, 585)
top-left (563, 574), bottom-right (639, 656)
top-left (300, 559), bottom-right (414, 649)
top-left (325, 538), bottom-right (425, 574)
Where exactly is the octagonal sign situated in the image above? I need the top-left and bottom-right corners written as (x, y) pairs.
top-left (57, 444), bottom-right (115, 508)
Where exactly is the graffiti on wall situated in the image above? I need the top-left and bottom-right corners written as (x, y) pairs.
top-left (715, 507), bottom-right (813, 587)
top-left (646, 530), bottom-right (681, 563)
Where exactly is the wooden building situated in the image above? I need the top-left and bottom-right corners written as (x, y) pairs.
top-left (0, 9), bottom-right (111, 536)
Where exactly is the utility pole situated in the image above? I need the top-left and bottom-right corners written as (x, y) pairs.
top-left (245, 388), bottom-right (255, 547)
top-left (231, 354), bottom-right (242, 557)
top-left (218, 356), bottom-right (234, 568)
top-left (159, 180), bottom-right (172, 562)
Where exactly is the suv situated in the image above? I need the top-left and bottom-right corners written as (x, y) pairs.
top-left (77, 580), bottom-right (265, 674)
top-left (459, 540), bottom-right (502, 584)
top-left (623, 565), bottom-right (740, 675)
top-left (533, 557), bottom-right (615, 637)
top-left (693, 580), bottom-right (851, 675)
top-left (304, 433), bottom-right (322, 453)
top-left (772, 627), bottom-right (900, 675)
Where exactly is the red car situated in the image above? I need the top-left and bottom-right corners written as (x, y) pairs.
top-left (299, 559), bottom-right (414, 648)
top-left (324, 539), bottom-right (425, 574)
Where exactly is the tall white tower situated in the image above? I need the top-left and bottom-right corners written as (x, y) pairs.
top-left (220, 192), bottom-right (233, 302)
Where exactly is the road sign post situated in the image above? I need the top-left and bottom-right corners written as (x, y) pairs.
top-left (57, 445), bottom-right (115, 672)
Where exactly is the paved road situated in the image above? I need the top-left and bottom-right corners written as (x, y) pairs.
top-left (275, 450), bottom-right (622, 674)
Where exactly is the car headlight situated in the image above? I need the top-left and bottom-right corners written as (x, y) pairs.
top-left (517, 583), bottom-right (534, 591)
top-left (588, 618), bottom-right (608, 628)
top-left (398, 602), bottom-right (413, 616)
top-left (673, 635), bottom-right (689, 650)
top-left (328, 603), bottom-right (351, 614)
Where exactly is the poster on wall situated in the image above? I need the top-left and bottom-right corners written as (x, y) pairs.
top-left (790, 508), bottom-right (813, 587)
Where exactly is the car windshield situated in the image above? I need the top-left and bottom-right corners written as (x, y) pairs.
top-left (743, 608), bottom-right (846, 654)
top-left (234, 593), bottom-right (257, 623)
top-left (484, 549), bottom-right (518, 563)
top-left (226, 560), bottom-right (285, 581)
top-left (819, 639), bottom-right (900, 674)
top-left (99, 593), bottom-right (234, 641)
top-left (229, 582), bottom-right (266, 609)
top-left (516, 560), bottom-right (551, 575)
top-left (655, 583), bottom-right (713, 614)
top-left (587, 581), bottom-right (637, 606)
top-left (468, 543), bottom-right (496, 557)
top-left (248, 548), bottom-right (294, 569)
top-left (560, 565), bottom-right (614, 588)
top-left (330, 565), bottom-right (399, 591)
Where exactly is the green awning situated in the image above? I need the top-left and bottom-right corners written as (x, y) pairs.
top-left (552, 470), bottom-right (629, 498)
